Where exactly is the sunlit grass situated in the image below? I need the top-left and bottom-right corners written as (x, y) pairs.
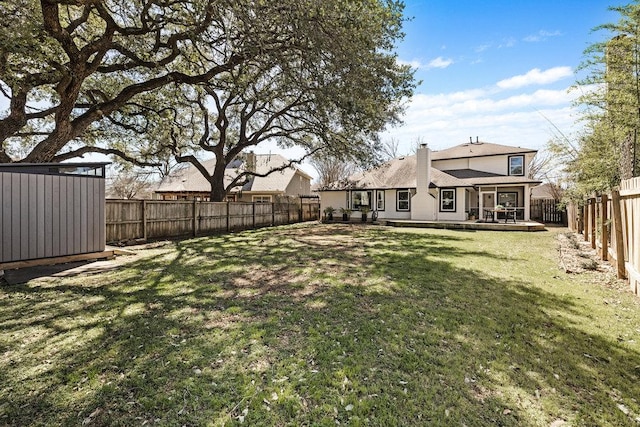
top-left (1, 223), bottom-right (639, 426)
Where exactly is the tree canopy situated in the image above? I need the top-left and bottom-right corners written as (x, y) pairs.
top-left (564, 1), bottom-right (640, 197)
top-left (1, 0), bottom-right (415, 201)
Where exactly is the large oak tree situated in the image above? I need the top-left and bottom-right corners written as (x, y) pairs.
top-left (0, 0), bottom-right (415, 200)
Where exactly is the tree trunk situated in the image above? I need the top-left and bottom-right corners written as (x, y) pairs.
top-left (209, 160), bottom-right (229, 202)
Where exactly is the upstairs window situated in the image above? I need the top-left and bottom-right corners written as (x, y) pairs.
top-left (508, 155), bottom-right (524, 176)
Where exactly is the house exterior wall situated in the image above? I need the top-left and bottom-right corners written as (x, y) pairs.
top-left (432, 158), bottom-right (469, 170)
top-left (284, 172), bottom-right (311, 196)
top-left (237, 192), bottom-right (277, 203)
top-left (433, 152), bottom-right (536, 177)
top-left (468, 156), bottom-right (508, 174)
top-left (379, 189), bottom-right (412, 220)
top-left (319, 191), bottom-right (348, 212)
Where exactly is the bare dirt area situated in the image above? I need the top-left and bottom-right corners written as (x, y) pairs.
top-left (556, 231), bottom-right (630, 293)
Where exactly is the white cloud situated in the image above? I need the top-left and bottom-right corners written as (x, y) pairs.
top-left (398, 57), bottom-right (454, 70)
top-left (498, 37), bottom-right (517, 48)
top-left (426, 56), bottom-right (454, 69)
top-left (382, 80), bottom-right (582, 155)
top-left (524, 30), bottom-right (563, 42)
top-left (398, 59), bottom-right (425, 70)
top-left (496, 67), bottom-right (573, 90)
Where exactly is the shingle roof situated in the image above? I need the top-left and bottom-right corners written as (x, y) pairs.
top-left (444, 169), bottom-right (540, 185)
top-left (431, 141), bottom-right (536, 160)
top-left (319, 155), bottom-right (416, 190)
top-left (319, 150), bottom-right (542, 191)
top-left (319, 155), bottom-right (472, 190)
top-left (156, 154), bottom-right (312, 193)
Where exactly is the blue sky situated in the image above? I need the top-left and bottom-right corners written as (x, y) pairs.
top-left (381, 0), bottom-right (619, 154)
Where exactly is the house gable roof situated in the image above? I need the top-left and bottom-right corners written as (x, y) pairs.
top-left (156, 154), bottom-right (312, 194)
top-left (319, 155), bottom-right (472, 190)
top-left (431, 141), bottom-right (536, 161)
top-left (319, 141), bottom-right (542, 192)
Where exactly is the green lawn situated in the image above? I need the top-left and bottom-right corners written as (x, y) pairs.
top-left (1, 224), bottom-right (639, 426)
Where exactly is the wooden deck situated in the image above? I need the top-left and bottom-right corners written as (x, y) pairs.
top-left (382, 219), bottom-right (546, 232)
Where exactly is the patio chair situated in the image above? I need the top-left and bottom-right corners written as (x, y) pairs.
top-left (505, 208), bottom-right (517, 223)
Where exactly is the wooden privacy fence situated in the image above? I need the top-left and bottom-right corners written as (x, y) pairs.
top-left (568, 177), bottom-right (640, 296)
top-left (530, 199), bottom-right (567, 224)
top-left (105, 198), bottom-right (320, 243)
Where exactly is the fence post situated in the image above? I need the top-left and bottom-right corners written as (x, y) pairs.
top-left (577, 205), bottom-right (583, 234)
top-left (191, 199), bottom-right (198, 237)
top-left (142, 200), bottom-right (147, 241)
top-left (590, 198), bottom-right (596, 249)
top-left (252, 202), bottom-right (256, 229)
top-left (226, 201), bottom-right (230, 232)
top-left (287, 202), bottom-right (290, 223)
top-left (611, 189), bottom-right (627, 279)
top-left (583, 202), bottom-right (589, 242)
top-left (601, 194), bottom-right (608, 260)
top-left (271, 202), bottom-right (275, 225)
top-left (299, 198), bottom-right (303, 222)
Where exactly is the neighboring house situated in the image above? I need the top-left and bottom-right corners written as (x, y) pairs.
top-left (531, 183), bottom-right (563, 201)
top-left (156, 153), bottom-right (313, 202)
top-left (318, 140), bottom-right (542, 221)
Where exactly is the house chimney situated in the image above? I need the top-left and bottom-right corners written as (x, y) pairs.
top-left (246, 151), bottom-right (256, 173)
top-left (411, 143), bottom-right (434, 220)
top-left (416, 143), bottom-right (431, 195)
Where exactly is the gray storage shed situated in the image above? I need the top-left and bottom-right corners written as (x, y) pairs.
top-left (0, 163), bottom-right (108, 266)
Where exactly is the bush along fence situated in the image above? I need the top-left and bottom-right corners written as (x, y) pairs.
top-left (106, 198), bottom-right (320, 243)
top-left (567, 177), bottom-right (640, 296)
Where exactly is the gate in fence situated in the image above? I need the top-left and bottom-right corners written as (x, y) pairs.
top-left (530, 199), bottom-right (567, 225)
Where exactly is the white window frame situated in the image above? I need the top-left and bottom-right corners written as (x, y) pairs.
top-left (508, 155), bottom-right (524, 176)
top-left (396, 189), bottom-right (410, 211)
top-left (350, 190), bottom-right (373, 210)
top-left (440, 188), bottom-right (456, 212)
top-left (252, 195), bottom-right (272, 203)
top-left (376, 190), bottom-right (385, 211)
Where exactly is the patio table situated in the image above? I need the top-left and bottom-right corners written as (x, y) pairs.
top-left (483, 208), bottom-right (517, 223)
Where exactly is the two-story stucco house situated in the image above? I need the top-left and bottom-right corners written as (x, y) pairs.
top-left (318, 140), bottom-right (542, 222)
